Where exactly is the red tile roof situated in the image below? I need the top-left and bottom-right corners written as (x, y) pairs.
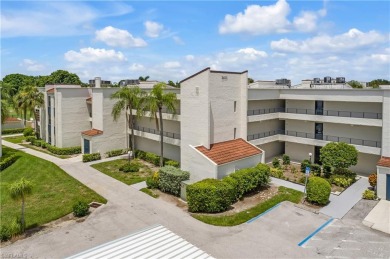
top-left (196, 138), bottom-right (262, 165)
top-left (4, 117), bottom-right (21, 122)
top-left (377, 157), bottom-right (390, 168)
top-left (47, 88), bottom-right (55, 93)
top-left (86, 97), bottom-right (92, 101)
top-left (82, 129), bottom-right (103, 137)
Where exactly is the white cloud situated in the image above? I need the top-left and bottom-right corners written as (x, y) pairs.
top-left (163, 61), bottom-right (181, 69)
top-left (185, 55), bottom-right (195, 61)
top-left (371, 54), bottom-right (390, 63)
top-left (271, 29), bottom-right (388, 53)
top-left (20, 59), bottom-right (45, 71)
top-left (219, 0), bottom-right (328, 35)
top-left (129, 63), bottom-right (145, 72)
top-left (237, 48), bottom-right (268, 60)
top-left (95, 26), bottom-right (147, 48)
top-left (173, 36), bottom-right (184, 45)
top-left (144, 21), bottom-right (164, 38)
top-left (64, 47), bottom-right (127, 63)
top-left (1, 2), bottom-right (133, 37)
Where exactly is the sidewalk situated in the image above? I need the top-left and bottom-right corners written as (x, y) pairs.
top-left (363, 199), bottom-right (390, 234)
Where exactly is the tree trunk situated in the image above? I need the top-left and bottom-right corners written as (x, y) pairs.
top-left (23, 107), bottom-right (27, 127)
top-left (125, 107), bottom-right (129, 152)
top-left (33, 109), bottom-right (40, 139)
top-left (129, 107), bottom-right (135, 158)
top-left (158, 107), bottom-right (164, 167)
top-left (21, 195), bottom-right (25, 232)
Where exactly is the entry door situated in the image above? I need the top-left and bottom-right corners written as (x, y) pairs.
top-left (314, 146), bottom-right (321, 164)
top-left (315, 101), bottom-right (324, 115)
top-left (387, 175), bottom-right (390, 201)
top-left (84, 139), bottom-right (90, 154)
top-left (315, 123), bottom-right (323, 140)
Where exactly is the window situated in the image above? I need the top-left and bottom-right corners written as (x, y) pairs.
top-left (234, 128), bottom-right (237, 139)
top-left (234, 101), bottom-right (237, 112)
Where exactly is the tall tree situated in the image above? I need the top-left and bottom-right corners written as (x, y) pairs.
top-left (111, 86), bottom-right (145, 157)
top-left (139, 76), bottom-right (150, 82)
top-left (2, 74), bottom-right (35, 95)
top-left (47, 70), bottom-right (81, 85)
top-left (348, 80), bottom-right (363, 88)
top-left (22, 86), bottom-right (44, 137)
top-left (248, 78), bottom-right (254, 84)
top-left (369, 79), bottom-right (390, 88)
top-left (143, 83), bottom-right (178, 166)
top-left (9, 178), bottom-right (33, 232)
top-left (1, 84), bottom-right (11, 124)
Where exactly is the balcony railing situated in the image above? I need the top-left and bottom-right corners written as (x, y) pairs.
top-left (247, 107), bottom-right (382, 119)
top-left (247, 129), bottom-right (381, 148)
top-left (133, 125), bottom-right (181, 139)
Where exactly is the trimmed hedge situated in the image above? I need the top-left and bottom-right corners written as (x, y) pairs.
top-left (187, 179), bottom-right (236, 213)
top-left (229, 163), bottom-right (270, 198)
top-left (165, 160), bottom-right (180, 168)
top-left (23, 127), bottom-right (34, 137)
top-left (47, 144), bottom-right (81, 155)
top-left (2, 128), bottom-right (25, 135)
top-left (134, 149), bottom-right (179, 167)
top-left (119, 161), bottom-right (141, 172)
top-left (311, 163), bottom-right (322, 176)
top-left (25, 136), bottom-right (37, 143)
top-left (306, 176), bottom-right (331, 205)
top-left (106, 149), bottom-right (127, 158)
top-left (82, 153), bottom-right (101, 162)
top-left (158, 166), bottom-right (190, 196)
top-left (0, 154), bottom-right (19, 171)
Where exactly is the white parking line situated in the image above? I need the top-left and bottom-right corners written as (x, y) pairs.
top-left (333, 247), bottom-right (360, 251)
top-left (341, 240), bottom-right (358, 243)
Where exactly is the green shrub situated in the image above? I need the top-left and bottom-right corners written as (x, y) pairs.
top-left (146, 172), bottom-right (159, 189)
top-left (25, 136), bottom-right (37, 143)
top-left (158, 166), bottom-right (190, 196)
top-left (73, 201), bottom-right (89, 217)
top-left (368, 173), bottom-right (377, 187)
top-left (47, 145), bottom-right (81, 155)
top-left (306, 176), bottom-right (331, 205)
top-left (135, 150), bottom-right (146, 159)
top-left (0, 225), bottom-right (12, 242)
top-left (272, 157), bottom-right (280, 168)
top-left (323, 165), bottom-right (332, 178)
top-left (333, 168), bottom-right (356, 178)
top-left (270, 168), bottom-right (284, 179)
top-left (362, 189), bottom-right (376, 200)
top-left (105, 149), bottom-right (126, 157)
top-left (0, 154), bottom-right (18, 171)
top-left (300, 159), bottom-right (311, 173)
top-left (165, 160), bottom-right (180, 168)
top-left (82, 153), bottom-right (101, 162)
top-left (282, 154), bottom-right (290, 165)
top-left (229, 164), bottom-right (270, 198)
top-left (1, 128), bottom-right (25, 135)
top-left (187, 179), bottom-right (235, 213)
top-left (119, 162), bottom-right (141, 173)
top-left (330, 174), bottom-right (355, 187)
top-left (221, 176), bottom-right (239, 203)
top-left (23, 127), bottom-right (34, 137)
top-left (311, 163), bottom-right (322, 176)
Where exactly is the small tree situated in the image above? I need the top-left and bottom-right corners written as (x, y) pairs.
top-left (9, 178), bottom-right (33, 232)
top-left (320, 142), bottom-right (358, 170)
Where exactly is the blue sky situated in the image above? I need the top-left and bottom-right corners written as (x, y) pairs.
top-left (1, 0), bottom-right (389, 84)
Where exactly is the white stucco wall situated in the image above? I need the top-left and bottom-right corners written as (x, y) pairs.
top-left (247, 119), bottom-right (284, 135)
top-left (136, 117), bottom-right (180, 134)
top-left (285, 142), bottom-right (314, 163)
top-left (324, 101), bottom-right (382, 115)
top-left (135, 136), bottom-right (180, 161)
top-left (376, 166), bottom-right (390, 200)
top-left (381, 91), bottom-right (390, 157)
top-left (258, 141), bottom-right (285, 162)
top-left (285, 119), bottom-right (314, 134)
top-left (247, 99), bottom-right (285, 110)
top-left (217, 154), bottom-right (263, 179)
top-left (187, 145), bottom-right (217, 181)
top-left (349, 153), bottom-right (380, 176)
top-left (286, 99), bottom-right (314, 110)
top-left (324, 123), bottom-right (381, 144)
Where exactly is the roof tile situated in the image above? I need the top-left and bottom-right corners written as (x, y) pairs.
top-left (377, 157), bottom-right (390, 168)
top-left (196, 138), bottom-right (262, 165)
top-left (82, 128), bottom-right (103, 137)
top-left (47, 88), bottom-right (55, 93)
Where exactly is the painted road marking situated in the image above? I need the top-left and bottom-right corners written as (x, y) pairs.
top-left (246, 203), bottom-right (281, 224)
top-left (298, 218), bottom-right (334, 247)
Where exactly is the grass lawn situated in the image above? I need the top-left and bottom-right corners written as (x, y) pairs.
top-left (20, 144), bottom-right (72, 159)
top-left (0, 146), bottom-right (106, 231)
top-left (192, 186), bottom-right (303, 226)
top-left (91, 159), bottom-right (154, 185)
top-left (140, 188), bottom-right (159, 198)
top-left (3, 135), bottom-right (25, 144)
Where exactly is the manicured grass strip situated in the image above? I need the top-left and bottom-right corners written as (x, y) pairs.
top-left (91, 159), bottom-right (153, 185)
top-left (192, 186), bottom-right (303, 226)
top-left (20, 144), bottom-right (71, 159)
top-left (1, 146), bottom-right (107, 231)
top-left (3, 135), bottom-right (25, 144)
top-left (140, 188), bottom-right (159, 198)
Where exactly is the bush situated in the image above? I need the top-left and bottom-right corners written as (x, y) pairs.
top-left (105, 149), bottom-right (126, 158)
top-left (82, 153), bottom-right (101, 162)
top-left (144, 152), bottom-right (159, 166)
top-left (0, 154), bottom-right (18, 171)
top-left (282, 154), bottom-right (290, 165)
top-left (333, 168), bottom-right (356, 178)
top-left (47, 145), bottom-right (81, 155)
top-left (135, 150), bottom-right (146, 160)
top-left (119, 162), bottom-right (141, 173)
top-left (362, 189), bottom-right (376, 200)
top-left (187, 179), bottom-right (235, 213)
top-left (368, 173), bottom-right (377, 187)
top-left (146, 172), bottom-right (159, 189)
top-left (221, 176), bottom-right (239, 203)
top-left (1, 128), bottom-right (25, 135)
top-left (165, 160), bottom-right (180, 168)
top-left (300, 159), bottom-right (311, 173)
top-left (311, 164), bottom-right (322, 176)
top-left (270, 168), bottom-right (284, 179)
top-left (272, 157), bottom-right (280, 168)
top-left (73, 201), bottom-right (89, 217)
top-left (229, 164), bottom-right (270, 199)
top-left (323, 165), bottom-right (332, 178)
top-left (330, 175), bottom-right (354, 188)
top-left (158, 166), bottom-right (190, 196)
top-left (25, 136), bottom-right (37, 143)
top-left (0, 225), bottom-right (12, 242)
top-left (306, 177), bottom-right (331, 205)
top-left (23, 127), bottom-right (34, 137)
top-left (320, 142), bottom-right (358, 170)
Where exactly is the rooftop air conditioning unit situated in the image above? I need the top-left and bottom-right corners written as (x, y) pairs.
top-left (324, 76), bottom-right (332, 83)
top-left (276, 78), bottom-right (290, 85)
top-left (313, 78), bottom-right (321, 84)
top-left (336, 77), bottom-right (345, 83)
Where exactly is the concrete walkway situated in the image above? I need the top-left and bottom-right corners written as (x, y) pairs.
top-left (271, 177), bottom-right (305, 192)
top-left (363, 199), bottom-right (390, 234)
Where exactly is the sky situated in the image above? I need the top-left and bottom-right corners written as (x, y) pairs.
top-left (1, 0), bottom-right (389, 84)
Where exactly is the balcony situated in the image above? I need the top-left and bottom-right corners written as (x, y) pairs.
top-left (130, 108), bottom-right (180, 121)
top-left (247, 107), bottom-right (382, 119)
top-left (133, 125), bottom-right (180, 139)
top-left (248, 129), bottom-right (381, 148)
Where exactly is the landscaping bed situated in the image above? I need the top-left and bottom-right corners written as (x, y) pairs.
top-left (0, 146), bottom-right (106, 240)
top-left (2, 135), bottom-right (25, 144)
top-left (20, 144), bottom-right (73, 159)
top-left (91, 159), bottom-right (156, 185)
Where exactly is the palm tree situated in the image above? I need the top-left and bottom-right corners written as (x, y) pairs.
top-left (144, 82), bottom-right (178, 167)
top-left (111, 86), bottom-right (145, 157)
top-left (10, 178), bottom-right (33, 232)
top-left (139, 76), bottom-right (150, 82)
top-left (21, 85), bottom-right (44, 137)
top-left (1, 87), bottom-right (10, 124)
top-left (13, 89), bottom-right (29, 127)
